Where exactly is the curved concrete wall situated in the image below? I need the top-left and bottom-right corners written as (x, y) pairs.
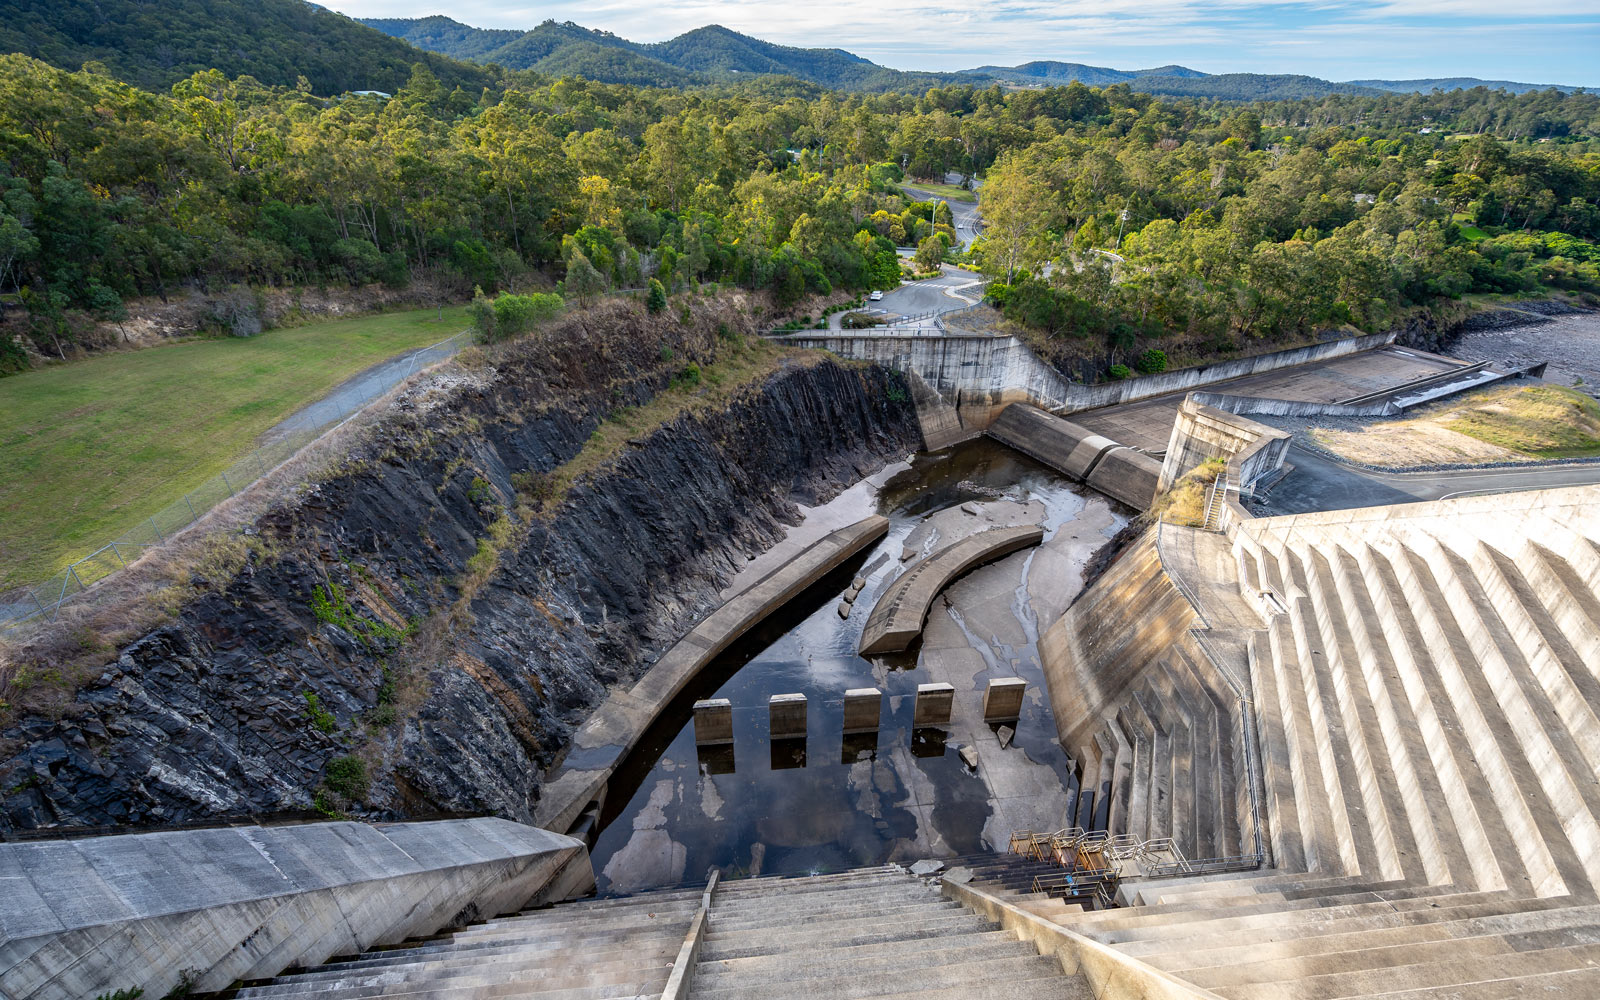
top-left (858, 524), bottom-right (1045, 655)
top-left (0, 818), bottom-right (590, 1000)
top-left (1039, 530), bottom-right (1200, 759)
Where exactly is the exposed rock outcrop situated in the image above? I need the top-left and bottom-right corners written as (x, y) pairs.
top-left (0, 304), bottom-right (919, 833)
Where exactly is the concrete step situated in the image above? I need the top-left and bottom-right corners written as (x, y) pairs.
top-left (700, 912), bottom-right (993, 959)
top-left (1214, 938), bottom-right (1600, 1000)
top-left (242, 955), bottom-right (675, 1000)
top-left (694, 933), bottom-right (1034, 987)
top-left (1155, 899), bottom-right (1600, 982)
top-left (707, 897), bottom-right (959, 931)
top-left (692, 953), bottom-right (1062, 1000)
top-left (256, 934), bottom-right (682, 987)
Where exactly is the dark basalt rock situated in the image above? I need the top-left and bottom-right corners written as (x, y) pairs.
top-left (0, 348), bottom-right (919, 835)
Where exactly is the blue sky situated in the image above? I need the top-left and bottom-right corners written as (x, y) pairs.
top-left (326, 0), bottom-right (1600, 87)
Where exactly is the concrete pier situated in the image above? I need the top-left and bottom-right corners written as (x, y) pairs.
top-left (692, 698), bottom-right (733, 745)
top-left (769, 693), bottom-right (808, 738)
top-left (915, 683), bottom-right (956, 727)
top-left (981, 677), bottom-right (1027, 722)
top-left (842, 687), bottom-right (883, 734)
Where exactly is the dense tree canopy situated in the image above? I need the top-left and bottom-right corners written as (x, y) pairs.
top-left (0, 51), bottom-right (1594, 373)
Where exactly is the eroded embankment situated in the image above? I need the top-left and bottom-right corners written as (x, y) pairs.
top-left (0, 301), bottom-right (920, 833)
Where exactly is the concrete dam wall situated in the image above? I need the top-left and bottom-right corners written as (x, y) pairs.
top-left (986, 404), bottom-right (1162, 511)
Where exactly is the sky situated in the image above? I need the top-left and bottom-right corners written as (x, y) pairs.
top-left (324, 0), bottom-right (1600, 86)
top-left (325, 0), bottom-right (1600, 87)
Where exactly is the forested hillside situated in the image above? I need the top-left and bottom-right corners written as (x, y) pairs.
top-left (0, 51), bottom-right (1595, 378)
top-left (364, 18), bottom-right (952, 91)
top-left (0, 0), bottom-right (494, 94)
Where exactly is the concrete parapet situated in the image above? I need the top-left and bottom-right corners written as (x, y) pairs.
top-left (769, 693), bottom-right (808, 738)
top-left (1085, 448), bottom-right (1162, 512)
top-left (858, 524), bottom-right (1046, 654)
top-left (842, 687), bottom-right (883, 733)
top-left (535, 515), bottom-right (890, 835)
top-left (915, 683), bottom-right (956, 727)
top-left (693, 698), bottom-right (733, 745)
top-left (982, 677), bottom-right (1028, 722)
top-left (0, 818), bottom-right (590, 1000)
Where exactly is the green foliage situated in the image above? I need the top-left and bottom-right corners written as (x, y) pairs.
top-left (302, 691), bottom-right (336, 734)
top-left (309, 581), bottom-right (415, 648)
top-left (1135, 349), bottom-right (1168, 374)
top-left (673, 363), bottom-right (703, 390)
top-left (646, 277), bottom-right (668, 314)
top-left (0, 0), bottom-right (496, 94)
top-left (324, 756), bottom-right (369, 800)
top-left (1108, 364), bottom-right (1133, 380)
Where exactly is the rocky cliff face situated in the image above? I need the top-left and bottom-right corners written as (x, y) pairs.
top-left (0, 303), bottom-right (919, 833)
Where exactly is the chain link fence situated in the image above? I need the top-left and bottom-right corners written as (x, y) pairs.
top-left (1, 330), bottom-right (473, 631)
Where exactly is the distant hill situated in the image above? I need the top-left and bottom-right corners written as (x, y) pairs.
top-left (0, 0), bottom-right (496, 95)
top-left (970, 62), bottom-right (1388, 99)
top-left (364, 17), bottom-right (960, 91)
top-left (1347, 77), bottom-right (1580, 95)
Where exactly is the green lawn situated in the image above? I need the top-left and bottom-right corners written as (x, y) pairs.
top-left (0, 306), bottom-right (469, 589)
top-left (902, 182), bottom-right (977, 203)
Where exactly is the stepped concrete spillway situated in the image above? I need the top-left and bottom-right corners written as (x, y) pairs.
top-left (1031, 483), bottom-right (1600, 998)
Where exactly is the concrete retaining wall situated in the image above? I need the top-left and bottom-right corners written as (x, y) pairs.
top-left (1086, 449), bottom-right (1163, 511)
top-left (783, 331), bottom-right (1397, 423)
top-left (1158, 398), bottom-right (1292, 494)
top-left (0, 818), bottom-right (591, 1000)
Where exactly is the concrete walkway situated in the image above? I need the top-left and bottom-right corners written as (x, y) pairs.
top-left (534, 515), bottom-right (891, 835)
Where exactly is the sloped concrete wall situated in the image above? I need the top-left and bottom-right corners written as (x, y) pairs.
top-left (1158, 398), bottom-right (1292, 494)
top-left (986, 404), bottom-right (1160, 511)
top-left (0, 818), bottom-right (591, 1000)
top-left (1039, 530), bottom-right (1200, 759)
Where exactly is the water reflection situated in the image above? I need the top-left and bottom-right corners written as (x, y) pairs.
top-left (586, 438), bottom-right (1126, 894)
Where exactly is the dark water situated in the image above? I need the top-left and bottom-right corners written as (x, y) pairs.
top-left (586, 439), bottom-right (1111, 893)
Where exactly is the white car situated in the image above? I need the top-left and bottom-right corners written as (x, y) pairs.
top-left (869, 290), bottom-right (883, 301)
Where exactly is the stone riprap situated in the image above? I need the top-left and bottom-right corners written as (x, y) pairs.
top-left (534, 514), bottom-right (890, 835)
top-left (0, 818), bottom-right (590, 1000)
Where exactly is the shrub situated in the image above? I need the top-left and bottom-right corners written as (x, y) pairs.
top-left (1136, 349), bottom-right (1169, 374)
top-left (324, 756), bottom-right (369, 800)
top-left (1108, 364), bottom-right (1132, 380)
top-left (303, 692), bottom-right (336, 733)
top-left (674, 363), bottom-right (702, 390)
top-left (646, 278), bottom-right (667, 314)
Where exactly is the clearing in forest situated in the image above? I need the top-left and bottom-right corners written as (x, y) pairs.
top-left (0, 306), bottom-right (469, 589)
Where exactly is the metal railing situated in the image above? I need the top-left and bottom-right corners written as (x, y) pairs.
top-left (1, 330), bottom-right (473, 630)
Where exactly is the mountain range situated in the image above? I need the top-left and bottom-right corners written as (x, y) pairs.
top-left (368, 16), bottom-right (1581, 99)
top-left (0, 0), bottom-right (1580, 100)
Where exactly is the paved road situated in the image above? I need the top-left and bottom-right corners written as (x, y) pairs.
top-left (1250, 444), bottom-right (1600, 516)
top-left (900, 172), bottom-right (983, 248)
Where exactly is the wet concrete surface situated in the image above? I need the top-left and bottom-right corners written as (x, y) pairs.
top-left (587, 439), bottom-right (1126, 893)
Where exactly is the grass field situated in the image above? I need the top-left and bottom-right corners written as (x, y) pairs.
top-left (902, 182), bottom-right (977, 203)
top-left (1313, 383), bottom-right (1600, 468)
top-left (0, 307), bottom-right (469, 589)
